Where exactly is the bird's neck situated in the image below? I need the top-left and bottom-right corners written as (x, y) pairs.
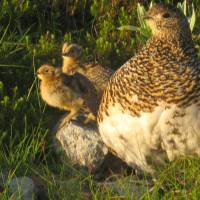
top-left (41, 76), bottom-right (59, 88)
top-left (62, 57), bottom-right (86, 74)
top-left (150, 35), bottom-right (197, 58)
top-left (63, 57), bottom-right (78, 68)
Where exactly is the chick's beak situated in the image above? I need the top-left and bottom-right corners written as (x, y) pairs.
top-left (62, 52), bottom-right (69, 57)
top-left (35, 71), bottom-right (40, 77)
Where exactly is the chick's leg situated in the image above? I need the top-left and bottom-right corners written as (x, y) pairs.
top-left (59, 108), bottom-right (79, 129)
top-left (58, 99), bottom-right (84, 129)
top-left (84, 112), bottom-right (96, 124)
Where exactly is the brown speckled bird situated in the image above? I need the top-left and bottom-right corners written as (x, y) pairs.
top-left (97, 3), bottom-right (200, 174)
top-left (37, 64), bottom-right (99, 126)
top-left (62, 42), bottom-right (114, 97)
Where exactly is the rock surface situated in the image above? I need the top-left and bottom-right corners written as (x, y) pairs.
top-left (8, 177), bottom-right (35, 200)
top-left (54, 119), bottom-right (108, 172)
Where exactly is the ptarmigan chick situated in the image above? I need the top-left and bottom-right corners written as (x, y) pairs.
top-left (62, 42), bottom-right (114, 97)
top-left (97, 3), bottom-right (200, 174)
top-left (37, 64), bottom-right (99, 126)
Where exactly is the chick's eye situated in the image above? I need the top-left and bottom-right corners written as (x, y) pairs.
top-left (45, 69), bottom-right (49, 73)
top-left (162, 13), bottom-right (170, 18)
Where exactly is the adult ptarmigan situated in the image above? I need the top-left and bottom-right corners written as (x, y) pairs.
top-left (97, 3), bottom-right (200, 174)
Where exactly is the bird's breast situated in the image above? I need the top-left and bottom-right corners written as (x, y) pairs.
top-left (99, 102), bottom-right (200, 171)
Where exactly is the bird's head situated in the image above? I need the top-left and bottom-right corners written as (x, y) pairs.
top-left (62, 43), bottom-right (83, 60)
top-left (145, 3), bottom-right (191, 40)
top-left (37, 64), bottom-right (61, 81)
top-left (62, 43), bottom-right (84, 75)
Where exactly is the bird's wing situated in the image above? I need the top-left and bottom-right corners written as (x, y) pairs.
top-left (72, 72), bottom-right (97, 97)
top-left (61, 73), bottom-right (99, 115)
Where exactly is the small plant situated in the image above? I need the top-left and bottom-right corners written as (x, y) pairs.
top-left (117, 2), bottom-right (152, 43)
top-left (177, 0), bottom-right (196, 32)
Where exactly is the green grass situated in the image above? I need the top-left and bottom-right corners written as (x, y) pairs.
top-left (0, 0), bottom-right (200, 199)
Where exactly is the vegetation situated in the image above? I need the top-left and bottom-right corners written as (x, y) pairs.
top-left (0, 0), bottom-right (200, 199)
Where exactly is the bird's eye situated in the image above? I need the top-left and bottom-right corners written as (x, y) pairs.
top-left (162, 13), bottom-right (170, 18)
top-left (45, 69), bottom-right (49, 73)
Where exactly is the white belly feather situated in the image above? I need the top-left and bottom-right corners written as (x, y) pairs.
top-left (99, 103), bottom-right (200, 173)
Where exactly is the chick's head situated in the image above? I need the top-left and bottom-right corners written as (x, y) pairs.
top-left (37, 64), bottom-right (61, 81)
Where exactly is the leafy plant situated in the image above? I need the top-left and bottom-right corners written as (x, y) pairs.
top-left (177, 0), bottom-right (196, 31)
top-left (118, 0), bottom-right (196, 43)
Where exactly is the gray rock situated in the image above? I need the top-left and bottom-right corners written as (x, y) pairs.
top-left (8, 177), bottom-right (35, 200)
top-left (54, 119), bottom-right (108, 172)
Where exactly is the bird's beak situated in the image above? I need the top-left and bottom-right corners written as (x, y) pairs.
top-left (62, 52), bottom-right (69, 57)
top-left (35, 71), bottom-right (40, 77)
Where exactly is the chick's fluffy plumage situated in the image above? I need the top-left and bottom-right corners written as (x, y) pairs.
top-left (37, 64), bottom-right (99, 124)
top-left (62, 43), bottom-right (114, 97)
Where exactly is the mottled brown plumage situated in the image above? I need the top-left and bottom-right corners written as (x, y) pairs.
top-left (37, 64), bottom-right (99, 126)
top-left (62, 42), bottom-right (114, 97)
top-left (97, 3), bottom-right (200, 174)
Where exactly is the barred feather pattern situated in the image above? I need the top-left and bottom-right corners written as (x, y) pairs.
top-left (97, 35), bottom-right (200, 173)
top-left (98, 37), bottom-right (200, 122)
top-left (84, 63), bottom-right (114, 97)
